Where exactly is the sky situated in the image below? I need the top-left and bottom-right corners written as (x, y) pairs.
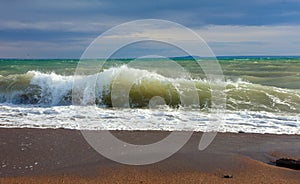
top-left (0, 0), bottom-right (300, 58)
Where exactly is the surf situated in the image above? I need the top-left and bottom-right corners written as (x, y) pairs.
top-left (0, 66), bottom-right (299, 113)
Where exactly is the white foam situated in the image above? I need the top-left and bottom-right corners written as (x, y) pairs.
top-left (0, 104), bottom-right (299, 134)
top-left (29, 71), bottom-right (74, 105)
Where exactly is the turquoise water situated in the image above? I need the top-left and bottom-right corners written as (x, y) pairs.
top-left (2, 57), bottom-right (300, 89)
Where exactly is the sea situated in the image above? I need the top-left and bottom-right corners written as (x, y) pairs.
top-left (1, 56), bottom-right (300, 134)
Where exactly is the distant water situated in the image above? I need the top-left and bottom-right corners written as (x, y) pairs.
top-left (0, 57), bottom-right (300, 134)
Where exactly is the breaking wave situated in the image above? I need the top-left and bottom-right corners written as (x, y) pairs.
top-left (1, 66), bottom-right (300, 113)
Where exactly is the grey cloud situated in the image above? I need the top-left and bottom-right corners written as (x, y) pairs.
top-left (2, 0), bottom-right (300, 26)
top-left (1, 0), bottom-right (300, 58)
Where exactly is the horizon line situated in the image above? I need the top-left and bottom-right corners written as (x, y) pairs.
top-left (1, 55), bottom-right (300, 60)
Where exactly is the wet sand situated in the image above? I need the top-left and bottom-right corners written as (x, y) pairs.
top-left (0, 128), bottom-right (300, 183)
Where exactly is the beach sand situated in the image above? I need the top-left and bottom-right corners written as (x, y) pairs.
top-left (1, 128), bottom-right (300, 183)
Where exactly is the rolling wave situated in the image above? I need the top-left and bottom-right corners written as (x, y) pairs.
top-left (0, 66), bottom-right (300, 113)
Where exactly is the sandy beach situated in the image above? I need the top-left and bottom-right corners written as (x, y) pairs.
top-left (0, 128), bottom-right (300, 183)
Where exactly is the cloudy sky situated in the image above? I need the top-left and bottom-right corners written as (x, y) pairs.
top-left (0, 0), bottom-right (300, 58)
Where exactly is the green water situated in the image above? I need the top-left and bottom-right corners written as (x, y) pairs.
top-left (0, 59), bottom-right (78, 76)
top-left (1, 57), bottom-right (300, 89)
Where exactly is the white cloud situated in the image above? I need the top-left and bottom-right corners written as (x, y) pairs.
top-left (97, 24), bottom-right (300, 56)
top-left (1, 23), bottom-right (300, 58)
top-left (195, 25), bottom-right (300, 55)
top-left (197, 25), bottom-right (300, 42)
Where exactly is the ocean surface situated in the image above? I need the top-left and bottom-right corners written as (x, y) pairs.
top-left (1, 56), bottom-right (300, 134)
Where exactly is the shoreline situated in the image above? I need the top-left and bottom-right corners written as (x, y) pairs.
top-left (1, 128), bottom-right (300, 183)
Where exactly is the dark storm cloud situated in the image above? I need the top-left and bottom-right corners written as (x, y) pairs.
top-left (0, 0), bottom-right (300, 58)
top-left (2, 0), bottom-right (300, 28)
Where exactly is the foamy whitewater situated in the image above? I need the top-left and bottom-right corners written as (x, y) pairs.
top-left (1, 58), bottom-right (300, 134)
top-left (0, 104), bottom-right (299, 134)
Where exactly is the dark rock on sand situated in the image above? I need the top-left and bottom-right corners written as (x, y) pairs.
top-left (223, 174), bottom-right (233, 178)
top-left (276, 158), bottom-right (300, 170)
